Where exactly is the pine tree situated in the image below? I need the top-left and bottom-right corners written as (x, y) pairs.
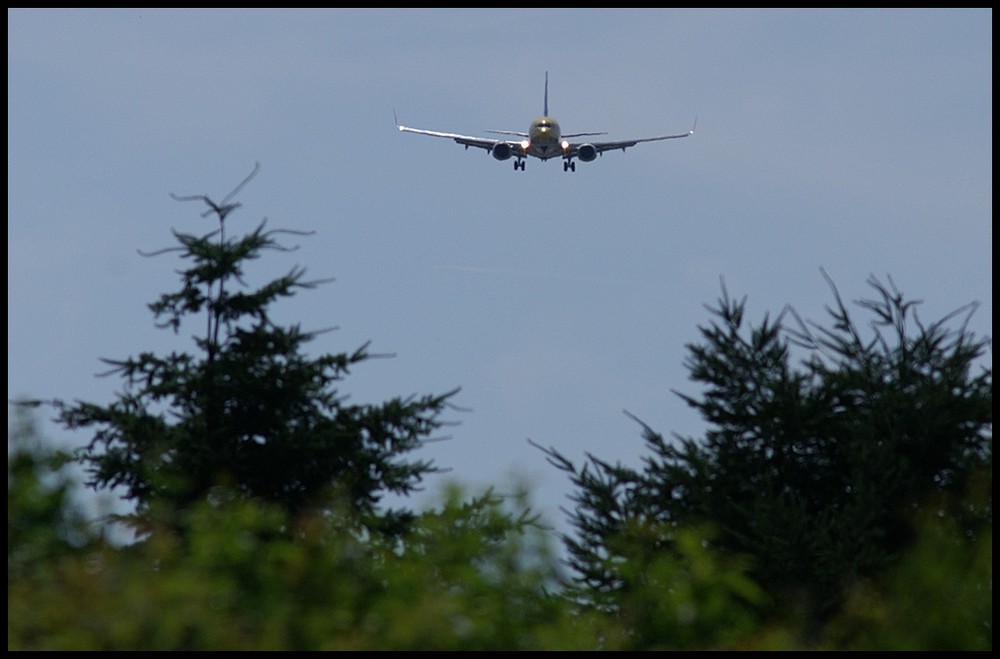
top-left (53, 166), bottom-right (458, 538)
top-left (535, 272), bottom-right (992, 631)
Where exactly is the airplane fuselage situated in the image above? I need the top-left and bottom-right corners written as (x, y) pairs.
top-left (526, 116), bottom-right (563, 160)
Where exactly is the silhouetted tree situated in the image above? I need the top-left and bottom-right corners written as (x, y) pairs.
top-left (536, 272), bottom-right (991, 635)
top-left (50, 167), bottom-right (459, 538)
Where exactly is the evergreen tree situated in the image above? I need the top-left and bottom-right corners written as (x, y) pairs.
top-left (51, 166), bottom-right (459, 538)
top-left (535, 272), bottom-right (992, 632)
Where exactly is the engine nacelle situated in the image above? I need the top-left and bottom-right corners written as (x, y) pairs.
top-left (492, 143), bottom-right (513, 161)
top-left (577, 144), bottom-right (598, 162)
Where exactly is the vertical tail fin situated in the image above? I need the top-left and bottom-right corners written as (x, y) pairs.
top-left (544, 71), bottom-right (549, 116)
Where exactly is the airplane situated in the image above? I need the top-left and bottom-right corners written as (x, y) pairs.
top-left (395, 72), bottom-right (695, 172)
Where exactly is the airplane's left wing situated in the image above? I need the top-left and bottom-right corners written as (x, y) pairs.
top-left (395, 109), bottom-right (524, 156)
top-left (397, 124), bottom-right (505, 152)
top-left (395, 111), bottom-right (531, 167)
top-left (565, 122), bottom-right (696, 160)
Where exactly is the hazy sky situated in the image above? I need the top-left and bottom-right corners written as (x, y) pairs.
top-left (8, 9), bottom-right (992, 534)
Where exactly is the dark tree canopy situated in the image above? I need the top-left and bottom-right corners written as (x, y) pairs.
top-left (53, 191), bottom-right (458, 538)
top-left (537, 273), bottom-right (992, 628)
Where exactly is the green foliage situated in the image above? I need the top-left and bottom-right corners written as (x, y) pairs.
top-left (823, 475), bottom-right (992, 650)
top-left (50, 206), bottom-right (459, 538)
top-left (8, 407), bottom-right (96, 583)
top-left (538, 272), bottom-right (992, 637)
top-left (10, 416), bottom-right (989, 650)
top-left (579, 521), bottom-right (769, 650)
top-left (8, 430), bottom-right (602, 652)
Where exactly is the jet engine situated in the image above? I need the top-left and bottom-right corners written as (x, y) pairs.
top-left (577, 144), bottom-right (598, 162)
top-left (492, 143), bottom-right (513, 161)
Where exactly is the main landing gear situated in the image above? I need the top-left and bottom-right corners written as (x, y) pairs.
top-left (514, 159), bottom-right (525, 171)
top-left (563, 160), bottom-right (576, 172)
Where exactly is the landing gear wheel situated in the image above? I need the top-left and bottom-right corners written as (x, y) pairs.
top-left (514, 160), bottom-right (525, 171)
top-left (563, 161), bottom-right (576, 172)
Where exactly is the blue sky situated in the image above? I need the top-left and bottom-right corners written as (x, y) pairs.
top-left (8, 9), bottom-right (992, 535)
